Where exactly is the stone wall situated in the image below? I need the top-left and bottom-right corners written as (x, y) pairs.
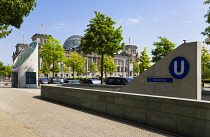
top-left (41, 85), bottom-right (210, 137)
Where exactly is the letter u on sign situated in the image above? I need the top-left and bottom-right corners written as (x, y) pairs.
top-left (174, 60), bottom-right (184, 75)
top-left (169, 57), bottom-right (189, 79)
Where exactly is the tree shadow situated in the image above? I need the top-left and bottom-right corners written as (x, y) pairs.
top-left (33, 95), bottom-right (176, 137)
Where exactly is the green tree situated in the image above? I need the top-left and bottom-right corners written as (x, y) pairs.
top-left (201, 0), bottom-right (210, 44)
top-left (39, 37), bottom-right (65, 77)
top-left (0, 0), bottom-right (36, 38)
top-left (130, 61), bottom-right (140, 75)
top-left (88, 61), bottom-right (98, 78)
top-left (63, 64), bottom-right (70, 73)
top-left (151, 37), bottom-right (175, 63)
top-left (52, 63), bottom-right (61, 74)
top-left (62, 64), bottom-right (70, 78)
top-left (139, 47), bottom-right (151, 74)
top-left (64, 52), bottom-right (85, 79)
top-left (80, 11), bottom-right (125, 84)
top-left (202, 46), bottom-right (210, 86)
top-left (4, 64), bottom-right (12, 78)
top-left (40, 63), bottom-right (50, 75)
top-left (98, 56), bottom-right (116, 79)
top-left (0, 61), bottom-right (5, 78)
top-left (203, 65), bottom-right (210, 79)
top-left (0, 63), bottom-right (11, 79)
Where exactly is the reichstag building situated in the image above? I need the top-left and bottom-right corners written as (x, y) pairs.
top-left (12, 33), bottom-right (138, 78)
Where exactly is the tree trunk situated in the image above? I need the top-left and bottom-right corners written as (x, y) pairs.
top-left (100, 54), bottom-right (104, 84)
top-left (105, 68), bottom-right (107, 82)
top-left (52, 63), bottom-right (54, 77)
top-left (202, 63), bottom-right (205, 88)
top-left (73, 67), bottom-right (75, 80)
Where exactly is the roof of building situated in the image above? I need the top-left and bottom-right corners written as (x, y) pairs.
top-left (13, 42), bottom-right (37, 69)
top-left (63, 35), bottom-right (82, 49)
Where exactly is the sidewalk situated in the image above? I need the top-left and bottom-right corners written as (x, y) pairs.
top-left (0, 97), bottom-right (39, 137)
top-left (0, 83), bottom-right (39, 136)
top-left (0, 87), bottom-right (173, 137)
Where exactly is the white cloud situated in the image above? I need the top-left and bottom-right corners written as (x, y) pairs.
top-left (126, 17), bottom-right (143, 25)
top-left (117, 17), bottom-right (144, 27)
top-left (52, 23), bottom-right (68, 30)
top-left (56, 23), bottom-right (65, 26)
top-left (184, 21), bottom-right (191, 23)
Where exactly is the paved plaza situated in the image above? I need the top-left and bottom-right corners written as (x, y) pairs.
top-left (0, 83), bottom-right (174, 137)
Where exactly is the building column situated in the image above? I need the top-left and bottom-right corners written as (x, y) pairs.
top-left (119, 61), bottom-right (121, 73)
top-left (123, 60), bottom-right (125, 77)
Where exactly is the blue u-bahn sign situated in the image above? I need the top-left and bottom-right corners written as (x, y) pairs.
top-left (169, 57), bottom-right (189, 79)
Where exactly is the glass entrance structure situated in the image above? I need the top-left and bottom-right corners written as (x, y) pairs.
top-left (12, 42), bottom-right (38, 88)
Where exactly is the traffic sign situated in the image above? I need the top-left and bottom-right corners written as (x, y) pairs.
top-left (169, 57), bottom-right (189, 79)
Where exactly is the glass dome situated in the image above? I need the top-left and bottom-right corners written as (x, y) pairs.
top-left (63, 35), bottom-right (82, 50)
top-left (13, 42), bottom-right (37, 69)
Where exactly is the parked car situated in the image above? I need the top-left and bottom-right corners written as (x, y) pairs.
top-left (81, 79), bottom-right (101, 84)
top-left (48, 77), bottom-right (63, 84)
top-left (106, 77), bottom-right (133, 85)
top-left (64, 78), bottom-right (74, 83)
top-left (67, 80), bottom-right (81, 84)
top-left (38, 78), bottom-right (48, 84)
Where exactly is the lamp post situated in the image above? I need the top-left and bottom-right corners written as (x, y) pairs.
top-left (127, 55), bottom-right (132, 78)
top-left (84, 57), bottom-right (89, 79)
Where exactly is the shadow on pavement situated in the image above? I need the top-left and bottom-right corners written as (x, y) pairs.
top-left (32, 95), bottom-right (176, 137)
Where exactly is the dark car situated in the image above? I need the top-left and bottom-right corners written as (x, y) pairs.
top-left (64, 78), bottom-right (73, 83)
top-left (106, 77), bottom-right (133, 85)
top-left (81, 79), bottom-right (101, 84)
top-left (38, 78), bottom-right (48, 84)
top-left (48, 77), bottom-right (63, 84)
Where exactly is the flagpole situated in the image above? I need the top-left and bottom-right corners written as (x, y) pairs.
top-left (22, 36), bottom-right (24, 44)
top-left (129, 37), bottom-right (130, 45)
top-left (40, 24), bottom-right (44, 34)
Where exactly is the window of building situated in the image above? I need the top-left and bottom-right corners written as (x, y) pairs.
top-left (93, 58), bottom-right (97, 64)
top-left (121, 67), bottom-right (123, 72)
top-left (26, 72), bottom-right (36, 84)
top-left (117, 67), bottom-right (120, 72)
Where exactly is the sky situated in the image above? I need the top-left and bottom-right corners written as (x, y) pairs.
top-left (0, 0), bottom-right (209, 65)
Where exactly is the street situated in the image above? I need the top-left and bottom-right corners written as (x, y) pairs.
top-left (0, 84), bottom-right (173, 137)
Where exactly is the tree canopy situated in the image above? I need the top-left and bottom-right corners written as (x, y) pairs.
top-left (0, 0), bottom-right (36, 38)
top-left (151, 37), bottom-right (175, 63)
top-left (202, 46), bottom-right (210, 64)
top-left (64, 52), bottom-right (85, 79)
top-left (98, 56), bottom-right (116, 78)
top-left (39, 63), bottom-right (50, 75)
top-left (80, 11), bottom-right (124, 83)
top-left (0, 61), bottom-right (12, 79)
top-left (202, 0), bottom-right (210, 43)
top-left (39, 37), bottom-right (65, 77)
top-left (130, 61), bottom-right (140, 74)
top-left (202, 46), bottom-right (210, 80)
top-left (139, 47), bottom-right (151, 74)
top-left (88, 61), bottom-right (98, 78)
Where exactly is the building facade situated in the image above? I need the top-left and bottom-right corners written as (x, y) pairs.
top-left (12, 34), bottom-right (138, 79)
